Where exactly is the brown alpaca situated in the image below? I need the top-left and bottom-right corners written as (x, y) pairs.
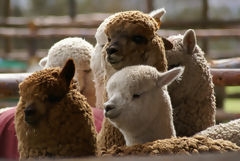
top-left (15, 60), bottom-right (97, 160)
top-left (98, 10), bottom-right (172, 150)
top-left (101, 135), bottom-right (240, 156)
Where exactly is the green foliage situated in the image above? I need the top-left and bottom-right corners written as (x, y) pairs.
top-left (224, 86), bottom-right (240, 113)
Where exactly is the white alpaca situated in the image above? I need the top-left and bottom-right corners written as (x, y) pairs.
top-left (90, 8), bottom-right (166, 108)
top-left (39, 37), bottom-right (96, 107)
top-left (104, 65), bottom-right (184, 146)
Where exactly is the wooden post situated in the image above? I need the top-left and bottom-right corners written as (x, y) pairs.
top-left (27, 21), bottom-right (38, 57)
top-left (146, 0), bottom-right (153, 13)
top-left (202, 0), bottom-right (209, 56)
top-left (3, 0), bottom-right (11, 57)
top-left (69, 0), bottom-right (76, 20)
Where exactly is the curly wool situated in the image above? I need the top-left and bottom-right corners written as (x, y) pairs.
top-left (100, 135), bottom-right (240, 156)
top-left (105, 11), bottom-right (159, 37)
top-left (15, 67), bottom-right (97, 159)
top-left (40, 37), bottom-right (93, 70)
top-left (39, 37), bottom-right (96, 107)
top-left (166, 30), bottom-right (216, 136)
top-left (197, 119), bottom-right (240, 146)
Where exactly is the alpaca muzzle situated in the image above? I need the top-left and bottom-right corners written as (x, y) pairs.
top-left (104, 103), bottom-right (121, 119)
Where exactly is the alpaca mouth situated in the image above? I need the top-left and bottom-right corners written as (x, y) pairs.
top-left (107, 56), bottom-right (122, 65)
top-left (104, 108), bottom-right (121, 119)
top-left (25, 116), bottom-right (38, 125)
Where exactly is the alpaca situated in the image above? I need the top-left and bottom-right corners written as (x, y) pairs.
top-left (197, 118), bottom-right (240, 146)
top-left (101, 135), bottom-right (240, 156)
top-left (39, 37), bottom-right (96, 107)
top-left (15, 59), bottom-right (97, 159)
top-left (104, 65), bottom-right (184, 146)
top-left (97, 10), bottom-right (173, 150)
top-left (166, 29), bottom-right (216, 136)
top-left (91, 8), bottom-right (166, 109)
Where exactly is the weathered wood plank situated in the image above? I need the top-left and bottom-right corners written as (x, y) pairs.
top-left (0, 28), bottom-right (240, 39)
top-left (211, 69), bottom-right (240, 86)
top-left (1, 68), bottom-right (240, 99)
top-left (0, 15), bottom-right (240, 29)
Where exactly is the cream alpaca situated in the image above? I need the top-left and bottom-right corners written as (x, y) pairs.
top-left (104, 65), bottom-right (183, 146)
top-left (39, 37), bottom-right (96, 107)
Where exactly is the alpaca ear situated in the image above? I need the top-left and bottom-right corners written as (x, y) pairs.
top-left (149, 8), bottom-right (166, 29)
top-left (157, 67), bottom-right (184, 87)
top-left (183, 29), bottom-right (196, 55)
top-left (162, 37), bottom-right (173, 50)
top-left (60, 59), bottom-right (75, 87)
top-left (149, 8), bottom-right (166, 20)
top-left (39, 57), bottom-right (48, 68)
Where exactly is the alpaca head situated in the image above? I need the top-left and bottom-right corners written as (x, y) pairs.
top-left (104, 65), bottom-right (184, 135)
top-left (103, 10), bottom-right (171, 72)
top-left (166, 29), bottom-right (197, 70)
top-left (19, 59), bottom-right (75, 126)
top-left (39, 37), bottom-right (96, 107)
top-left (94, 8), bottom-right (166, 54)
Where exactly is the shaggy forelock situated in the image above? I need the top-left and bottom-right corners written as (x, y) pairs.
top-left (105, 11), bottom-right (159, 35)
top-left (19, 68), bottom-right (62, 95)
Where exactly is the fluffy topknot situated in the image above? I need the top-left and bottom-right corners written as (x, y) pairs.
top-left (19, 68), bottom-right (65, 98)
top-left (105, 11), bottom-right (159, 36)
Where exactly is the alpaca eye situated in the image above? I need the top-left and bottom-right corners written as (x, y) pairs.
top-left (47, 95), bottom-right (62, 103)
top-left (132, 94), bottom-right (141, 99)
top-left (84, 69), bottom-right (91, 73)
top-left (132, 35), bottom-right (147, 44)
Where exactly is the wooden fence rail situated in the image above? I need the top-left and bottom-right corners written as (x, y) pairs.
top-left (1, 15), bottom-right (240, 29)
top-left (0, 27), bottom-right (240, 39)
top-left (0, 68), bottom-right (240, 99)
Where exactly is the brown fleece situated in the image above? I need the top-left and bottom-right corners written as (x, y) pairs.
top-left (101, 135), bottom-right (240, 156)
top-left (15, 61), bottom-right (97, 160)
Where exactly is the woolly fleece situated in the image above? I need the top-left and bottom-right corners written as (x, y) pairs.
top-left (166, 29), bottom-right (216, 136)
top-left (101, 135), bottom-right (240, 156)
top-left (15, 61), bottom-right (97, 159)
top-left (197, 118), bottom-right (240, 146)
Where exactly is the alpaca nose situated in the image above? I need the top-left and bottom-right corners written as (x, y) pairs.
top-left (106, 46), bottom-right (118, 55)
top-left (24, 104), bottom-right (36, 117)
top-left (105, 104), bottom-right (115, 112)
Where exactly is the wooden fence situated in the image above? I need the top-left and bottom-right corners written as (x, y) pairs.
top-left (1, 0), bottom-right (240, 121)
top-left (1, 0), bottom-right (240, 59)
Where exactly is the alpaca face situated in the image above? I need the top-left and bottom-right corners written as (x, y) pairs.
top-left (166, 36), bottom-right (185, 70)
top-left (22, 96), bottom-right (48, 125)
top-left (104, 73), bottom-right (160, 132)
top-left (102, 9), bottom-right (171, 72)
top-left (19, 60), bottom-right (75, 126)
top-left (104, 23), bottom-right (154, 71)
top-left (166, 29), bottom-right (197, 71)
